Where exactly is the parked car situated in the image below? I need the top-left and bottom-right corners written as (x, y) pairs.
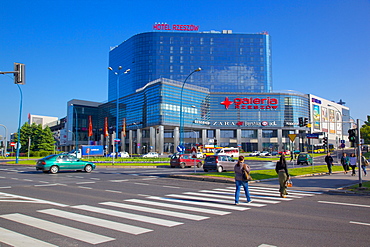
top-left (36, 153), bottom-right (96, 174)
top-left (249, 151), bottom-right (260, 156)
top-left (270, 151), bottom-right (279, 156)
top-left (297, 153), bottom-right (313, 165)
top-left (142, 152), bottom-right (159, 158)
top-left (278, 150), bottom-right (291, 155)
top-left (170, 154), bottom-right (203, 168)
top-left (203, 154), bottom-right (237, 172)
top-left (119, 152), bottom-right (130, 158)
top-left (259, 151), bottom-right (270, 156)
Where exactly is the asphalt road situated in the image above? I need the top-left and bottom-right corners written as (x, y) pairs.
top-left (0, 164), bottom-right (369, 247)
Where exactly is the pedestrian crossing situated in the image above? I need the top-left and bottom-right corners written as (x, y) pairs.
top-left (0, 185), bottom-right (322, 246)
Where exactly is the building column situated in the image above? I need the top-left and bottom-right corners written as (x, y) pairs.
top-left (215, 129), bottom-right (220, 143)
top-left (136, 129), bottom-right (142, 154)
top-left (150, 127), bottom-right (156, 152)
top-left (129, 130), bottom-right (133, 155)
top-left (202, 129), bottom-right (207, 145)
top-left (278, 129), bottom-right (283, 151)
top-left (236, 129), bottom-right (241, 147)
top-left (257, 129), bottom-right (263, 151)
top-left (156, 125), bottom-right (164, 154)
top-left (173, 127), bottom-right (179, 150)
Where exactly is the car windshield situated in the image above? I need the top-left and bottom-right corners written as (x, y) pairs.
top-left (205, 156), bottom-right (216, 162)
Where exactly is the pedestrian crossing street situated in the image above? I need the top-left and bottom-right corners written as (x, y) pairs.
top-left (0, 186), bottom-right (322, 246)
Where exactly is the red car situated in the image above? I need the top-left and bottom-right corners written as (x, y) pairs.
top-left (170, 154), bottom-right (203, 168)
top-left (278, 150), bottom-right (291, 155)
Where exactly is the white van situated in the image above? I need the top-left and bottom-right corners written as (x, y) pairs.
top-left (215, 148), bottom-right (239, 158)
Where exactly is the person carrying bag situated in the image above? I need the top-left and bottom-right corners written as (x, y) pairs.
top-left (275, 154), bottom-right (290, 198)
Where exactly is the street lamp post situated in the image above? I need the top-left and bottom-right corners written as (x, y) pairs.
top-left (71, 104), bottom-right (78, 154)
top-left (179, 68), bottom-right (201, 152)
top-left (15, 84), bottom-right (23, 164)
top-left (108, 66), bottom-right (130, 160)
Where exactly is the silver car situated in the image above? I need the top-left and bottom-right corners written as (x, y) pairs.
top-left (203, 155), bottom-right (236, 172)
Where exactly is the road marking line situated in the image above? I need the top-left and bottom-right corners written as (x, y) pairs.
top-left (0, 192), bottom-right (68, 207)
top-left (109, 179), bottom-right (128, 182)
top-left (90, 178), bottom-right (100, 180)
top-left (126, 198), bottom-right (230, 215)
top-left (248, 186), bottom-right (322, 194)
top-left (71, 205), bottom-right (183, 227)
top-left (34, 184), bottom-right (59, 187)
top-left (39, 208), bottom-right (152, 235)
top-left (350, 221), bottom-right (370, 226)
top-left (0, 186), bottom-right (11, 189)
top-left (78, 186), bottom-right (93, 190)
top-left (105, 190), bottom-right (122, 194)
top-left (214, 188), bottom-right (292, 201)
top-left (101, 201), bottom-right (209, 221)
top-left (163, 185), bottom-right (181, 189)
top-left (134, 183), bottom-right (149, 186)
top-left (0, 213), bottom-right (114, 244)
top-left (0, 226), bottom-right (57, 247)
top-left (318, 201), bottom-right (370, 208)
top-left (76, 181), bottom-right (95, 184)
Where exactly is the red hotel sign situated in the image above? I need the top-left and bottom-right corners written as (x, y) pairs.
top-left (153, 23), bottom-right (200, 31)
top-left (221, 97), bottom-right (279, 110)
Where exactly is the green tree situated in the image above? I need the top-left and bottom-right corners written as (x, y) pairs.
top-left (14, 122), bottom-right (55, 152)
top-left (360, 115), bottom-right (370, 144)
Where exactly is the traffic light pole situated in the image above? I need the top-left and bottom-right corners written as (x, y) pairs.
top-left (356, 119), bottom-right (362, 187)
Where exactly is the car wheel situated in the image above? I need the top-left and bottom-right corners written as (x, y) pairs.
top-left (197, 162), bottom-right (203, 168)
top-left (217, 166), bottom-right (223, 173)
top-left (84, 165), bottom-right (93, 173)
top-left (50, 165), bottom-right (59, 174)
top-left (203, 169), bottom-right (208, 172)
top-left (180, 162), bottom-right (186, 169)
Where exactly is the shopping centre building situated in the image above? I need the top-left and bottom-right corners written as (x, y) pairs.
top-left (57, 27), bottom-right (350, 154)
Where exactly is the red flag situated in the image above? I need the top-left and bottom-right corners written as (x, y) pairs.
top-left (104, 117), bottom-right (108, 137)
top-left (123, 118), bottom-right (126, 137)
top-left (88, 116), bottom-right (93, 137)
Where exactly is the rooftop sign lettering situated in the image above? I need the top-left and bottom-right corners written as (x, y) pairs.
top-left (220, 97), bottom-right (279, 110)
top-left (153, 23), bottom-right (200, 31)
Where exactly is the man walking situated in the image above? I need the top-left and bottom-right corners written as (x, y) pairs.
top-left (325, 152), bottom-right (334, 174)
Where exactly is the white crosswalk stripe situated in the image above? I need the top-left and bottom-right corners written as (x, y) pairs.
top-left (71, 204), bottom-right (183, 227)
top-left (0, 226), bottom-right (57, 247)
top-left (0, 213), bottom-right (115, 245)
top-left (39, 208), bottom-right (152, 235)
top-left (0, 185), bottom-right (321, 246)
top-left (100, 201), bottom-right (209, 221)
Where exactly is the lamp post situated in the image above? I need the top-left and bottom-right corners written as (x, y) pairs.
top-left (179, 68), bottom-right (201, 152)
top-left (71, 104), bottom-right (78, 155)
top-left (108, 66), bottom-right (130, 160)
top-left (0, 124), bottom-right (8, 157)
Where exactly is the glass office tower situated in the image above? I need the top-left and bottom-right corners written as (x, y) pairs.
top-left (108, 31), bottom-right (272, 101)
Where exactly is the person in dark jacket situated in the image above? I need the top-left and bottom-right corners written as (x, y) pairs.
top-left (340, 153), bottom-right (350, 174)
top-left (234, 156), bottom-right (251, 205)
top-left (275, 154), bottom-right (289, 198)
top-left (325, 153), bottom-right (334, 174)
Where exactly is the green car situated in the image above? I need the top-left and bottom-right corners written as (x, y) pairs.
top-left (297, 153), bottom-right (313, 166)
top-left (36, 153), bottom-right (96, 174)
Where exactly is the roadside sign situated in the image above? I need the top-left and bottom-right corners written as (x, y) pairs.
top-left (340, 143), bottom-right (345, 148)
top-left (114, 138), bottom-right (120, 142)
top-left (306, 133), bottom-right (319, 139)
top-left (176, 145), bottom-right (185, 153)
top-left (288, 134), bottom-right (297, 142)
top-left (340, 140), bottom-right (345, 144)
top-left (10, 142), bottom-right (16, 147)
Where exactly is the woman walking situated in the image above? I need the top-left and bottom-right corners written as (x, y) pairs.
top-left (275, 154), bottom-right (290, 198)
top-left (340, 153), bottom-right (350, 174)
top-left (349, 153), bottom-right (357, 176)
top-left (361, 156), bottom-right (368, 176)
top-left (234, 156), bottom-right (251, 205)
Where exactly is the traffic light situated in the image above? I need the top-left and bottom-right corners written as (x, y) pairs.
top-left (14, 62), bottom-right (25, 85)
top-left (348, 128), bottom-right (357, 143)
top-left (298, 117), bottom-right (303, 127)
top-left (323, 137), bottom-right (328, 147)
top-left (303, 118), bottom-right (309, 127)
top-left (214, 139), bottom-right (218, 146)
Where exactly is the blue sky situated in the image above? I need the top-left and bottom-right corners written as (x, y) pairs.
top-left (1, 0), bottom-right (369, 137)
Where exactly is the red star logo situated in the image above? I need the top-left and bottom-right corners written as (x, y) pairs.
top-left (236, 121), bottom-right (243, 126)
top-left (220, 97), bottom-right (233, 109)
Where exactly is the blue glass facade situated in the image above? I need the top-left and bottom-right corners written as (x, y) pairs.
top-left (108, 31), bottom-right (272, 101)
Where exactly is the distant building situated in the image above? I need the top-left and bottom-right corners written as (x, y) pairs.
top-left (28, 114), bottom-right (58, 128)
